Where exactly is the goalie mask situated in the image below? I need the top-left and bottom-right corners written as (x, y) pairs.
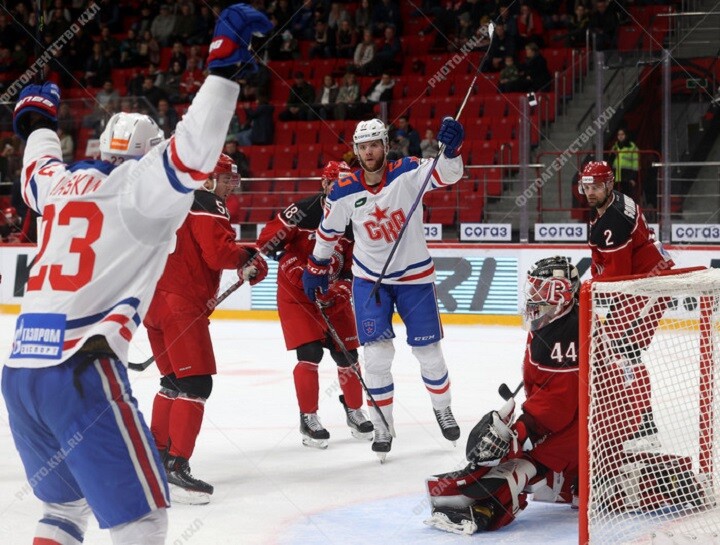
top-left (523, 256), bottom-right (579, 331)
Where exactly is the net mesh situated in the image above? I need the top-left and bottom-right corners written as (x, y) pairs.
top-left (586, 268), bottom-right (720, 544)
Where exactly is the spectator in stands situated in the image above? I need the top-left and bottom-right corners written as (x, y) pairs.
top-left (46, 6), bottom-right (70, 39)
top-left (224, 138), bottom-right (252, 178)
top-left (360, 72), bottom-right (395, 116)
top-left (336, 19), bottom-right (358, 59)
top-left (151, 4), bottom-right (176, 46)
top-left (0, 13), bottom-right (18, 50)
top-left (610, 128), bottom-right (640, 200)
top-left (517, 4), bottom-right (544, 47)
top-left (566, 4), bottom-right (590, 48)
top-left (334, 71), bottom-right (361, 120)
top-left (96, 80), bottom-right (120, 110)
top-left (97, 0), bottom-right (121, 32)
top-left (291, 0), bottom-right (315, 40)
top-left (138, 29), bottom-right (161, 66)
top-left (371, 0), bottom-right (402, 35)
top-left (481, 22), bottom-right (515, 72)
top-left (169, 41), bottom-right (187, 72)
top-left (57, 128), bottom-right (75, 163)
top-left (454, 12), bottom-right (477, 51)
top-left (84, 42), bottom-right (111, 87)
top-left (393, 116), bottom-right (421, 157)
top-left (589, 0), bottom-right (618, 51)
top-left (268, 0), bottom-right (293, 29)
top-left (279, 72), bottom-right (316, 121)
top-left (99, 25), bottom-right (120, 65)
top-left (352, 29), bottom-right (375, 75)
top-left (132, 5), bottom-right (154, 35)
top-left (164, 60), bottom-right (184, 103)
top-left (237, 95), bottom-right (275, 146)
top-left (187, 45), bottom-right (204, 70)
top-left (310, 20), bottom-right (332, 58)
top-left (355, 0), bottom-right (372, 33)
top-left (57, 103), bottom-right (75, 136)
top-left (119, 28), bottom-right (141, 67)
top-left (0, 48), bottom-right (12, 73)
top-left (496, 5), bottom-right (519, 43)
top-left (271, 29), bottom-right (299, 61)
top-left (189, 4), bottom-right (216, 45)
top-left (367, 25), bottom-right (402, 76)
top-left (499, 55), bottom-right (525, 92)
top-left (420, 129), bottom-right (440, 158)
top-left (174, 3), bottom-right (195, 43)
top-left (315, 75), bottom-right (339, 120)
top-left (239, 64), bottom-right (271, 102)
top-left (154, 98), bottom-right (178, 138)
top-left (139, 75), bottom-right (168, 108)
top-left (179, 57), bottom-right (204, 102)
top-left (521, 42), bottom-right (552, 91)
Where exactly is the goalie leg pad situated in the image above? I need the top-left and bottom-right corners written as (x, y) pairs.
top-left (426, 463), bottom-right (494, 502)
top-left (459, 458), bottom-right (537, 513)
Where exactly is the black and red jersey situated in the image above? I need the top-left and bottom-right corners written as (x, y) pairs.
top-left (589, 191), bottom-right (673, 279)
top-left (522, 305), bottom-right (579, 438)
top-left (154, 189), bottom-right (244, 311)
top-left (257, 193), bottom-right (353, 288)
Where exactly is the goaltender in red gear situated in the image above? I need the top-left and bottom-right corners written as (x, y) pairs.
top-left (256, 160), bottom-right (373, 449)
top-left (144, 153), bottom-right (268, 503)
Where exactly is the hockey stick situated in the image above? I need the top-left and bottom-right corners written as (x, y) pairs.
top-left (128, 279), bottom-right (245, 372)
top-left (366, 24), bottom-right (495, 305)
top-left (498, 381), bottom-right (523, 401)
top-left (314, 294), bottom-right (393, 435)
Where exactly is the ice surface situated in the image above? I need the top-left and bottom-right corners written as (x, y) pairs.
top-left (0, 315), bottom-right (578, 544)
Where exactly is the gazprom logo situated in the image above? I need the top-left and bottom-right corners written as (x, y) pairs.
top-left (10, 313), bottom-right (66, 359)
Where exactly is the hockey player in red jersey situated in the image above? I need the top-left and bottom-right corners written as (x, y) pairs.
top-left (144, 153), bottom-right (268, 503)
top-left (424, 257), bottom-right (580, 535)
top-left (1, 4), bottom-right (273, 543)
top-left (581, 161), bottom-right (674, 451)
top-left (256, 160), bottom-right (373, 449)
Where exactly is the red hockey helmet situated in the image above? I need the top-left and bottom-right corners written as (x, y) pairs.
top-left (3, 206), bottom-right (17, 221)
top-left (213, 153), bottom-right (239, 185)
top-left (321, 160), bottom-right (350, 181)
top-left (579, 161), bottom-right (614, 194)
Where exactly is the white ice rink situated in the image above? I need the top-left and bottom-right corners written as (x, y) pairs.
top-left (0, 314), bottom-right (578, 544)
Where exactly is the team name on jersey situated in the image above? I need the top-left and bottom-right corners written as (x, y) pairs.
top-left (50, 172), bottom-right (105, 197)
top-left (363, 204), bottom-right (406, 243)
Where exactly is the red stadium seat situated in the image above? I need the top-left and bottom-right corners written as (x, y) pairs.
top-left (275, 123), bottom-right (295, 145)
top-left (297, 144), bottom-right (322, 172)
top-left (459, 192), bottom-right (485, 223)
top-left (318, 121), bottom-right (343, 145)
top-left (273, 146), bottom-right (297, 170)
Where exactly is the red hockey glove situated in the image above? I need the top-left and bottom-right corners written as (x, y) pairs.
top-left (238, 244), bottom-right (268, 286)
top-left (317, 279), bottom-right (352, 308)
top-left (279, 255), bottom-right (305, 288)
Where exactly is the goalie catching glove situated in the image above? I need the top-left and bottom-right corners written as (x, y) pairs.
top-left (466, 400), bottom-right (530, 465)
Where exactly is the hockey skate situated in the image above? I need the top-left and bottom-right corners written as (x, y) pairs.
top-left (300, 412), bottom-right (330, 449)
top-left (623, 411), bottom-right (662, 453)
top-left (372, 426), bottom-right (394, 463)
top-left (424, 503), bottom-right (493, 535)
top-left (339, 395), bottom-right (373, 440)
top-left (434, 406), bottom-right (461, 445)
top-left (165, 456), bottom-right (213, 505)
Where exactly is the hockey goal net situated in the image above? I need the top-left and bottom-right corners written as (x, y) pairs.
top-left (579, 267), bottom-right (720, 545)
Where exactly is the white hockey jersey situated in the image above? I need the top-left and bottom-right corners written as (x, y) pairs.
top-left (312, 155), bottom-right (463, 284)
top-left (5, 75), bottom-right (239, 369)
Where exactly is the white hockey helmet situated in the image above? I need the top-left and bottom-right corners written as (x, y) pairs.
top-left (352, 118), bottom-right (388, 154)
top-left (99, 112), bottom-right (164, 163)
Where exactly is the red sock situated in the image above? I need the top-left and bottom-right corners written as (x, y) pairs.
top-left (338, 367), bottom-right (363, 409)
top-left (168, 396), bottom-right (205, 460)
top-left (150, 390), bottom-right (175, 451)
top-left (293, 361), bottom-right (319, 413)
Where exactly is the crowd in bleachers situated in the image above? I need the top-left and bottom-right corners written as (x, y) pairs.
top-left (0, 0), bottom-right (679, 234)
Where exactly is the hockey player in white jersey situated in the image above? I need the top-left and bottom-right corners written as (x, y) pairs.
top-left (302, 117), bottom-right (465, 461)
top-left (1, 5), bottom-right (272, 545)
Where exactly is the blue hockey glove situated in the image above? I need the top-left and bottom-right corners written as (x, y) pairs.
top-left (437, 117), bottom-right (464, 158)
top-left (207, 3), bottom-right (273, 78)
top-left (13, 82), bottom-right (60, 140)
top-left (302, 255), bottom-right (331, 302)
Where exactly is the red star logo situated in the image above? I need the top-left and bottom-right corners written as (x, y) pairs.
top-left (369, 204), bottom-right (389, 221)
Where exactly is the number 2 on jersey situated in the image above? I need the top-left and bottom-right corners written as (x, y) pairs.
top-left (27, 202), bottom-right (104, 292)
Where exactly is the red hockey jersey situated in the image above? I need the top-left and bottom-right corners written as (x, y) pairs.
top-left (589, 191), bottom-right (673, 279)
top-left (257, 193), bottom-right (353, 289)
top-left (155, 189), bottom-right (244, 310)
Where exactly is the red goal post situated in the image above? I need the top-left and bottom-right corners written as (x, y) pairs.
top-left (579, 266), bottom-right (720, 545)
